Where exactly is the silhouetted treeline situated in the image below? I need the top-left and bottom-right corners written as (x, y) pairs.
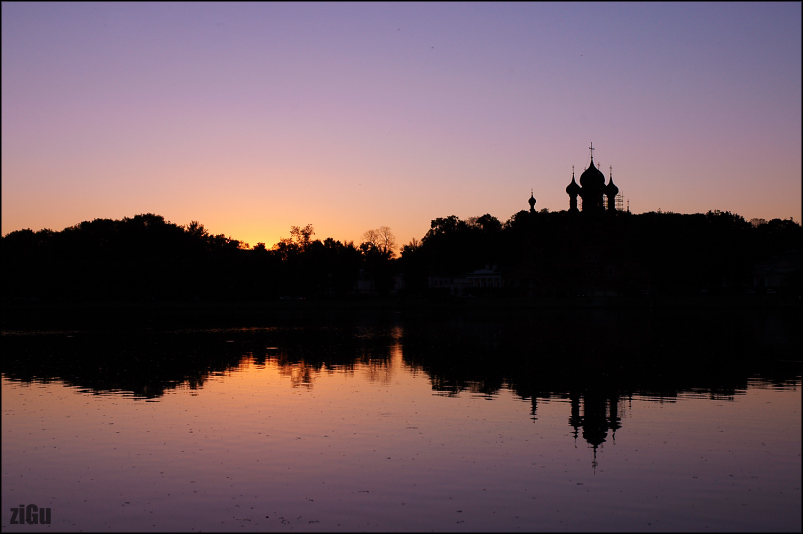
top-left (1, 214), bottom-right (367, 301)
top-left (2, 210), bottom-right (801, 303)
top-left (398, 209), bottom-right (801, 297)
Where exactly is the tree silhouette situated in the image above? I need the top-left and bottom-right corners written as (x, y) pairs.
top-left (361, 226), bottom-right (397, 258)
top-left (2, 209), bottom-right (800, 304)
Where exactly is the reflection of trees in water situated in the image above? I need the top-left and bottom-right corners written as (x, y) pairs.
top-left (2, 308), bottom-right (799, 471)
top-left (267, 349), bottom-right (395, 388)
top-left (1, 330), bottom-right (248, 399)
top-left (1, 342), bottom-right (287, 396)
top-left (276, 359), bottom-right (316, 388)
top-left (247, 321), bottom-right (399, 387)
top-left (400, 308), bottom-right (801, 400)
top-left (1, 311), bottom-right (402, 398)
top-left (2, 308), bottom-right (798, 407)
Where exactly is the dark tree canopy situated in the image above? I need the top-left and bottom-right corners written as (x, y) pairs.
top-left (2, 210), bottom-right (800, 303)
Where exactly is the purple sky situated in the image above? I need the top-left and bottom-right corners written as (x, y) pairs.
top-left (2, 2), bottom-right (800, 249)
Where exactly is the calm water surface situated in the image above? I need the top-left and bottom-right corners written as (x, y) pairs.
top-left (2, 308), bottom-right (800, 531)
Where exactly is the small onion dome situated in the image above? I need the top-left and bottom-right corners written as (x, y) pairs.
top-left (605, 176), bottom-right (619, 196)
top-left (579, 158), bottom-right (606, 189)
top-left (566, 175), bottom-right (581, 195)
top-left (528, 191), bottom-right (536, 209)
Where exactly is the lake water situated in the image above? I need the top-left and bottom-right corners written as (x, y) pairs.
top-left (2, 306), bottom-right (800, 531)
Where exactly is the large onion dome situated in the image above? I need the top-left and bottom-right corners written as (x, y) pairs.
top-left (579, 157), bottom-right (606, 190)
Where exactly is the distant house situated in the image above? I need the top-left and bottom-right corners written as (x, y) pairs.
top-left (428, 265), bottom-right (503, 296)
top-left (390, 274), bottom-right (405, 296)
top-left (355, 269), bottom-right (375, 295)
top-left (753, 250), bottom-right (801, 291)
top-left (465, 266), bottom-right (503, 294)
top-left (427, 274), bottom-right (469, 296)
top-left (355, 269), bottom-right (405, 296)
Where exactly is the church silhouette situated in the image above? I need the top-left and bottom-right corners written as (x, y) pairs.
top-left (528, 143), bottom-right (622, 214)
top-left (564, 143), bottom-right (620, 213)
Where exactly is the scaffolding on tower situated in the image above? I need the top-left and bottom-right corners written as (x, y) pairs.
top-left (615, 190), bottom-right (625, 212)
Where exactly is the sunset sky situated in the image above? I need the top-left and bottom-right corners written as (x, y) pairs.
top-left (2, 2), bottom-right (800, 250)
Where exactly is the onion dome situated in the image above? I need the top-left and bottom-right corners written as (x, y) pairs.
top-left (579, 157), bottom-right (606, 189)
top-left (566, 171), bottom-right (581, 195)
top-left (605, 175), bottom-right (619, 196)
top-left (528, 190), bottom-right (536, 211)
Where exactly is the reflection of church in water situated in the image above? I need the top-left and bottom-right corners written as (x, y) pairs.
top-left (568, 390), bottom-right (622, 471)
top-left (531, 390), bottom-right (623, 472)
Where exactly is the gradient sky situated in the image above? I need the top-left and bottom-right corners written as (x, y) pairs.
top-left (3, 2), bottom-right (801, 249)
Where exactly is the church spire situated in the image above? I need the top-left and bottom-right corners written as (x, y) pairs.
top-left (605, 164), bottom-right (619, 212)
top-left (566, 165), bottom-right (581, 212)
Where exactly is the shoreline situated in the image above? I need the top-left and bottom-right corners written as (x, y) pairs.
top-left (2, 294), bottom-right (800, 329)
top-left (3, 293), bottom-right (800, 310)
